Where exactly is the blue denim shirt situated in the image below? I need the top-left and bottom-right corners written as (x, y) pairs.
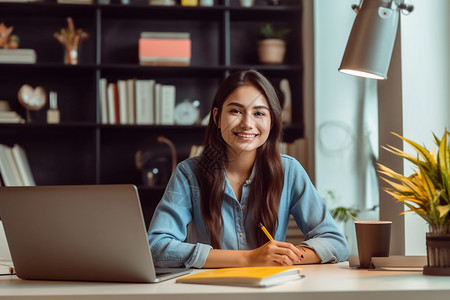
top-left (148, 154), bottom-right (349, 268)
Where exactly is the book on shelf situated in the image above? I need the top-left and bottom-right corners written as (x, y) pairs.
top-left (0, 49), bottom-right (37, 64)
top-left (11, 144), bottom-right (35, 186)
top-left (0, 111), bottom-right (25, 124)
top-left (0, 0), bottom-right (42, 3)
top-left (56, 0), bottom-right (93, 4)
top-left (148, 0), bottom-right (176, 6)
top-left (126, 79), bottom-right (136, 125)
top-left (181, 0), bottom-right (198, 6)
top-left (160, 85), bottom-right (176, 125)
top-left (0, 144), bottom-right (23, 186)
top-left (139, 32), bottom-right (191, 66)
top-left (99, 78), bottom-right (108, 124)
top-left (99, 78), bottom-right (177, 126)
top-left (135, 79), bottom-right (155, 125)
top-left (117, 80), bottom-right (128, 125)
top-left (153, 83), bottom-right (162, 125)
top-left (176, 266), bottom-right (304, 287)
top-left (106, 82), bottom-right (117, 125)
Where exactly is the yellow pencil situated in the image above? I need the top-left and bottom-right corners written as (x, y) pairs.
top-left (259, 222), bottom-right (274, 241)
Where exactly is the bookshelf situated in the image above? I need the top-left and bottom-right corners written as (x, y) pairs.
top-left (0, 0), bottom-right (304, 225)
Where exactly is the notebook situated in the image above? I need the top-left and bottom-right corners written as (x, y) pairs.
top-left (176, 266), bottom-right (304, 287)
top-left (0, 184), bottom-right (191, 283)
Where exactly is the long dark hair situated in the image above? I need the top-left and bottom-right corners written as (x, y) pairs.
top-left (196, 69), bottom-right (284, 249)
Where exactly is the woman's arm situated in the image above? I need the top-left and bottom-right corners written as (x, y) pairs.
top-left (203, 240), bottom-right (304, 268)
top-left (296, 246), bottom-right (321, 264)
top-left (284, 156), bottom-right (349, 263)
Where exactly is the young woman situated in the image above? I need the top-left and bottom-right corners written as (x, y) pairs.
top-left (148, 69), bottom-right (349, 268)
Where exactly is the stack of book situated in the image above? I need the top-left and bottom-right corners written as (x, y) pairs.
top-left (0, 101), bottom-right (25, 124)
top-left (57, 0), bottom-right (93, 4)
top-left (148, 0), bottom-right (176, 6)
top-left (0, 144), bottom-right (35, 186)
top-left (138, 32), bottom-right (191, 66)
top-left (99, 78), bottom-right (176, 125)
top-left (0, 49), bottom-right (36, 64)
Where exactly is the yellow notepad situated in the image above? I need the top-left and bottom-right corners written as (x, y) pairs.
top-left (176, 266), bottom-right (304, 287)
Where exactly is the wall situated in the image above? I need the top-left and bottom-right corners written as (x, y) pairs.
top-left (312, 0), bottom-right (450, 255)
top-left (312, 0), bottom-right (380, 255)
top-left (399, 0), bottom-right (450, 254)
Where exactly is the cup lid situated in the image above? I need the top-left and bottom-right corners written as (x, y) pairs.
top-left (354, 220), bottom-right (392, 224)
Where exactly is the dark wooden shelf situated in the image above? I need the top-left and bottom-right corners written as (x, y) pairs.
top-left (0, 2), bottom-right (304, 213)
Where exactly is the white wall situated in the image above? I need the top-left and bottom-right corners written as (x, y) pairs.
top-left (313, 0), bottom-right (380, 254)
top-left (313, 0), bottom-right (450, 256)
top-left (400, 0), bottom-right (450, 255)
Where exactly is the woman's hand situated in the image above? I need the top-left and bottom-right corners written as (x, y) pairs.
top-left (203, 243), bottom-right (321, 268)
top-left (244, 241), bottom-right (303, 266)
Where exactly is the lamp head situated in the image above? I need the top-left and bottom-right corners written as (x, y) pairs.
top-left (339, 0), bottom-right (413, 80)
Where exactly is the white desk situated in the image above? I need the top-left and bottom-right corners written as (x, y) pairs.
top-left (0, 263), bottom-right (448, 300)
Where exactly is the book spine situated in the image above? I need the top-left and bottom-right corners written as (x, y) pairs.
top-left (160, 85), bottom-right (176, 125)
top-left (135, 80), bottom-right (155, 125)
top-left (0, 144), bottom-right (23, 186)
top-left (99, 78), bottom-right (108, 124)
top-left (107, 82), bottom-right (116, 124)
top-left (154, 83), bottom-right (162, 125)
top-left (126, 79), bottom-right (136, 125)
top-left (114, 83), bottom-right (120, 124)
top-left (117, 80), bottom-right (128, 125)
top-left (11, 144), bottom-right (36, 186)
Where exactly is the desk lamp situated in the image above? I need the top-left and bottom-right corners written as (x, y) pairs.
top-left (339, 0), bottom-right (414, 80)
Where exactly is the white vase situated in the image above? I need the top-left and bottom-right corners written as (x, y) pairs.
top-left (239, 0), bottom-right (254, 7)
top-left (200, 0), bottom-right (213, 5)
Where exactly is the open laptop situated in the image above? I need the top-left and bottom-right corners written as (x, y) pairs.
top-left (0, 184), bottom-right (191, 283)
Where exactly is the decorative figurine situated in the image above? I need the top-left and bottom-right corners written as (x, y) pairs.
top-left (53, 17), bottom-right (89, 65)
top-left (0, 22), bottom-right (19, 49)
top-left (17, 84), bottom-right (47, 123)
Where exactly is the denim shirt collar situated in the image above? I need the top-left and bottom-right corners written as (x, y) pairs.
top-left (223, 164), bottom-right (255, 203)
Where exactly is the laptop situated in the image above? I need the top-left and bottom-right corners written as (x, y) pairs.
top-left (0, 184), bottom-right (191, 283)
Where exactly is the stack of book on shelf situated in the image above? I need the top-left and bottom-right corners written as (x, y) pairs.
top-left (57, 0), bottom-right (93, 4)
top-left (148, 0), bottom-right (176, 7)
top-left (139, 32), bottom-right (191, 66)
top-left (0, 49), bottom-right (36, 64)
top-left (0, 0), bottom-right (42, 2)
top-left (0, 101), bottom-right (24, 124)
top-left (99, 78), bottom-right (176, 125)
top-left (0, 144), bottom-right (35, 187)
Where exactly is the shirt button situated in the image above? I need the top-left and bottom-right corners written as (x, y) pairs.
top-left (242, 205), bottom-right (246, 210)
top-left (239, 232), bottom-right (243, 237)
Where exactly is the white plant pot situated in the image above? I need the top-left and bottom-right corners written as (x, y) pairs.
top-left (257, 39), bottom-right (286, 65)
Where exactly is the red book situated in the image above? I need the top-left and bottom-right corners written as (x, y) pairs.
top-left (114, 83), bottom-right (120, 124)
top-left (138, 32), bottom-right (191, 66)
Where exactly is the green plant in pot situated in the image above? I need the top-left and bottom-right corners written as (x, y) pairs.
top-left (377, 130), bottom-right (450, 276)
top-left (257, 23), bottom-right (290, 65)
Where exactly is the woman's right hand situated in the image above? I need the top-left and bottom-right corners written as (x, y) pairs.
top-left (244, 241), bottom-right (303, 266)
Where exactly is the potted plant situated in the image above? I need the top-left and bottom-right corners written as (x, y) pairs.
top-left (257, 23), bottom-right (290, 65)
top-left (377, 130), bottom-right (450, 276)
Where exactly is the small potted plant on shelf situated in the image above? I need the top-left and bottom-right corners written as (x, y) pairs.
top-left (377, 130), bottom-right (450, 276)
top-left (257, 23), bottom-right (290, 65)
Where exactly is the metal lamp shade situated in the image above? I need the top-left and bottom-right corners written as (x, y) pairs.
top-left (339, 0), bottom-right (399, 80)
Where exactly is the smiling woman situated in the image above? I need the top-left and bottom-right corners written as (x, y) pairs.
top-left (147, 69), bottom-right (349, 269)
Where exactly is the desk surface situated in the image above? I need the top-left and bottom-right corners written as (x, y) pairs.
top-left (0, 262), bottom-right (449, 300)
